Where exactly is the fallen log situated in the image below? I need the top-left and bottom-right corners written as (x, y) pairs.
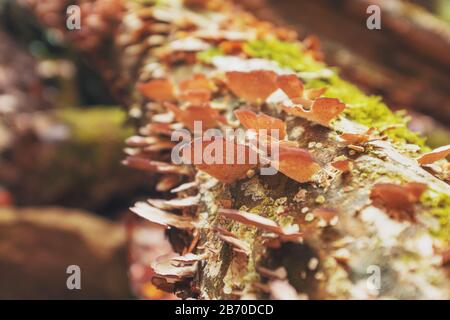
top-left (22, 0), bottom-right (450, 299)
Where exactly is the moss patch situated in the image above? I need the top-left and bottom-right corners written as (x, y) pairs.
top-left (306, 77), bottom-right (428, 149)
top-left (56, 107), bottom-right (132, 143)
top-left (421, 190), bottom-right (450, 243)
top-left (196, 47), bottom-right (224, 64)
top-left (242, 38), bottom-right (427, 150)
top-left (243, 38), bottom-right (325, 72)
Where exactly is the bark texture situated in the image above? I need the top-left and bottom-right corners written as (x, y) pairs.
top-left (22, 0), bottom-right (450, 299)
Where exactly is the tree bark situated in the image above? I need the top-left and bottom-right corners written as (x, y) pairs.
top-left (21, 0), bottom-right (450, 299)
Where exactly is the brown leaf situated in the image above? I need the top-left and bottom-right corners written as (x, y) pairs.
top-left (417, 145), bottom-right (450, 165)
top-left (282, 97), bottom-right (345, 127)
top-left (272, 146), bottom-right (321, 183)
top-left (156, 175), bottom-right (182, 192)
top-left (303, 87), bottom-right (327, 100)
top-left (340, 128), bottom-right (374, 146)
top-left (225, 70), bottom-right (278, 103)
top-left (144, 123), bottom-right (175, 136)
top-left (234, 109), bottom-right (287, 139)
top-left (276, 74), bottom-right (303, 99)
top-left (165, 102), bottom-right (225, 131)
top-left (123, 156), bottom-right (190, 175)
top-left (151, 254), bottom-right (197, 280)
top-left (148, 195), bottom-right (200, 209)
top-left (370, 182), bottom-right (427, 222)
top-left (171, 253), bottom-right (206, 264)
top-left (181, 137), bottom-right (258, 183)
top-left (170, 181), bottom-right (198, 193)
top-left (137, 79), bottom-right (175, 102)
top-left (217, 234), bottom-right (250, 255)
top-left (178, 73), bottom-right (214, 104)
top-left (219, 209), bottom-right (281, 233)
top-left (312, 208), bottom-right (338, 223)
top-left (130, 202), bottom-right (196, 229)
top-left (218, 209), bottom-right (302, 241)
top-left (331, 158), bottom-right (352, 172)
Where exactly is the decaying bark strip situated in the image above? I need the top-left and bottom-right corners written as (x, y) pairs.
top-left (22, 0), bottom-right (450, 299)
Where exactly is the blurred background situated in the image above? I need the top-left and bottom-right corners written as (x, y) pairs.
top-left (0, 0), bottom-right (449, 299)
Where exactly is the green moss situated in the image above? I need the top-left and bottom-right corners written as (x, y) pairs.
top-left (242, 38), bottom-right (428, 150)
top-left (306, 77), bottom-right (428, 149)
top-left (421, 190), bottom-right (450, 243)
top-left (243, 38), bottom-right (325, 72)
top-left (436, 0), bottom-right (450, 23)
top-left (56, 107), bottom-right (132, 143)
top-left (197, 47), bottom-right (224, 64)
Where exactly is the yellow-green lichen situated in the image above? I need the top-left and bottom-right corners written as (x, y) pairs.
top-left (306, 77), bottom-right (428, 149)
top-left (243, 38), bottom-right (427, 150)
top-left (243, 38), bottom-right (325, 72)
top-left (247, 197), bottom-right (294, 228)
top-left (56, 107), bottom-right (132, 143)
top-left (197, 47), bottom-right (224, 64)
top-left (421, 190), bottom-right (450, 243)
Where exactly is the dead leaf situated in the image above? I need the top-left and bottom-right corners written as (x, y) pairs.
top-left (181, 137), bottom-right (258, 183)
top-left (165, 102), bottom-right (225, 131)
top-left (272, 146), bottom-right (321, 183)
top-left (130, 202), bottom-right (196, 229)
top-left (282, 98), bottom-right (345, 127)
top-left (370, 182), bottom-right (427, 222)
top-left (234, 109), bottom-right (287, 139)
top-left (417, 145), bottom-right (450, 165)
top-left (225, 70), bottom-right (278, 103)
top-left (137, 79), bottom-right (175, 102)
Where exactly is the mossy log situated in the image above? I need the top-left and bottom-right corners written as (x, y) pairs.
top-left (23, 0), bottom-right (450, 299)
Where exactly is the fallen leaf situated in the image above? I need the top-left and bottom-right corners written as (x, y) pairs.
top-left (137, 79), bottom-right (175, 102)
top-left (165, 102), bottom-right (225, 131)
top-left (234, 109), bottom-right (287, 139)
top-left (148, 195), bottom-right (200, 209)
top-left (370, 182), bottom-right (427, 222)
top-left (225, 70), bottom-right (278, 103)
top-left (178, 73), bottom-right (214, 104)
top-left (303, 87), bottom-right (327, 100)
top-left (170, 181), bottom-right (198, 193)
top-left (272, 146), bottom-right (321, 183)
top-left (340, 128), bottom-right (374, 145)
top-left (151, 254), bottom-right (197, 280)
top-left (181, 137), bottom-right (258, 183)
top-left (282, 97), bottom-right (345, 127)
top-left (218, 209), bottom-right (303, 241)
top-left (130, 202), bottom-right (196, 229)
top-left (417, 145), bottom-right (450, 165)
top-left (276, 74), bottom-right (303, 99)
top-left (171, 253), bottom-right (206, 264)
top-left (218, 234), bottom-right (251, 255)
top-left (312, 208), bottom-right (338, 223)
top-left (156, 175), bottom-right (181, 192)
top-left (123, 156), bottom-right (190, 175)
top-left (331, 158), bottom-right (352, 172)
